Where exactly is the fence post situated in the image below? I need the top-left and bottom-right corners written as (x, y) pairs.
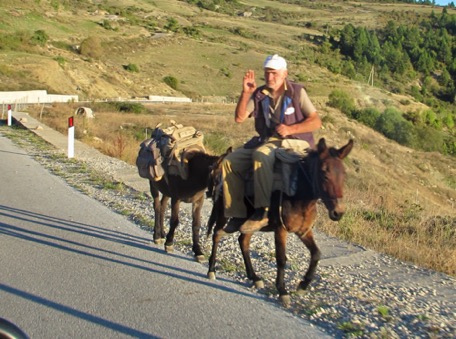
top-left (7, 104), bottom-right (12, 126)
top-left (68, 116), bottom-right (74, 158)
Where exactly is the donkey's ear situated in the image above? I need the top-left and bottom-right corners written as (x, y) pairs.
top-left (337, 139), bottom-right (354, 159)
top-left (317, 138), bottom-right (327, 153)
top-left (181, 150), bottom-right (197, 164)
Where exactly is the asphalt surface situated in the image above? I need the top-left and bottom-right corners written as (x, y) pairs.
top-left (0, 114), bottom-right (332, 338)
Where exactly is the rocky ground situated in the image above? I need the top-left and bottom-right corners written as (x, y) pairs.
top-left (2, 125), bottom-right (455, 338)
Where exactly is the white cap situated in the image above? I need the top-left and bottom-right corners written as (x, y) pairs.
top-left (263, 54), bottom-right (287, 70)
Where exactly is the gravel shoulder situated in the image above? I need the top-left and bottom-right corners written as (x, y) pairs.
top-left (4, 113), bottom-right (456, 338)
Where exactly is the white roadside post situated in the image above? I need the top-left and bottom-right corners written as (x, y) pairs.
top-left (68, 116), bottom-right (74, 158)
top-left (7, 104), bottom-right (12, 126)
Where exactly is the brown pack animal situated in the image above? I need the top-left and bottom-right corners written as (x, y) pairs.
top-left (148, 148), bottom-right (229, 262)
top-left (206, 138), bottom-right (354, 305)
top-left (137, 122), bottom-right (228, 262)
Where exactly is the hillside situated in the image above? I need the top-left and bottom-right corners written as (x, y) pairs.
top-left (0, 0), bottom-right (451, 101)
top-left (1, 0), bottom-right (455, 275)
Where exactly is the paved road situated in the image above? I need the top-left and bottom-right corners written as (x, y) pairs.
top-left (0, 131), bottom-right (330, 338)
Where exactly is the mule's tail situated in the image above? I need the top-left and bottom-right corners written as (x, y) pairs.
top-left (206, 194), bottom-right (227, 238)
top-left (206, 203), bottom-right (218, 239)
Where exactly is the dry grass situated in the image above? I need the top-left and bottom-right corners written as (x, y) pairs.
top-left (24, 102), bottom-right (456, 277)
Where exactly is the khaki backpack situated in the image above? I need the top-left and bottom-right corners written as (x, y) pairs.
top-left (136, 121), bottom-right (205, 181)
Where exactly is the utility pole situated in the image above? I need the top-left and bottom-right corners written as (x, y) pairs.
top-left (368, 66), bottom-right (374, 86)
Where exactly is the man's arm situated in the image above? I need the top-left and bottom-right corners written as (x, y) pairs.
top-left (276, 87), bottom-right (321, 137)
top-left (234, 92), bottom-right (253, 123)
top-left (275, 110), bottom-right (321, 137)
top-left (234, 70), bottom-right (256, 123)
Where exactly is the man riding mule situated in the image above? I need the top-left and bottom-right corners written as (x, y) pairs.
top-left (222, 54), bottom-right (322, 233)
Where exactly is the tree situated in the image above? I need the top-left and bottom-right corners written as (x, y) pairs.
top-left (353, 27), bottom-right (369, 62)
top-left (339, 24), bottom-right (356, 58)
top-left (382, 41), bottom-right (408, 75)
top-left (437, 28), bottom-right (452, 64)
top-left (366, 31), bottom-right (382, 65)
top-left (415, 50), bottom-right (435, 75)
top-left (383, 21), bottom-right (400, 45)
top-left (402, 26), bottom-right (423, 63)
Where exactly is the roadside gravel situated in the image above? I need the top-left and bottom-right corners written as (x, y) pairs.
top-left (2, 125), bottom-right (455, 338)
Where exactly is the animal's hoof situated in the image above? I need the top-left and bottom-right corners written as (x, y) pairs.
top-left (295, 288), bottom-right (307, 296)
top-left (165, 245), bottom-right (174, 253)
top-left (279, 295), bottom-right (291, 308)
top-left (207, 272), bottom-right (216, 280)
top-left (154, 238), bottom-right (165, 245)
top-left (195, 255), bottom-right (206, 263)
top-left (297, 280), bottom-right (311, 291)
top-left (254, 280), bottom-right (264, 289)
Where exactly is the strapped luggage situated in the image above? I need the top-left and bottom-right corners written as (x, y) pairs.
top-left (136, 121), bottom-right (205, 181)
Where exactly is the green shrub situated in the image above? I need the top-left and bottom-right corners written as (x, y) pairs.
top-left (341, 60), bottom-right (356, 78)
top-left (423, 109), bottom-right (441, 129)
top-left (443, 137), bottom-right (456, 156)
top-left (415, 126), bottom-right (445, 153)
top-left (374, 107), bottom-right (416, 147)
top-left (219, 67), bottom-right (232, 78)
top-left (328, 90), bottom-right (356, 116)
top-left (111, 102), bottom-right (145, 114)
top-left (54, 56), bottom-right (66, 66)
top-left (442, 113), bottom-right (454, 129)
top-left (352, 107), bottom-right (381, 128)
top-left (294, 73), bottom-right (307, 82)
top-left (79, 36), bottom-right (103, 59)
top-left (400, 99), bottom-right (411, 105)
top-left (31, 30), bottom-right (49, 46)
top-left (183, 26), bottom-right (200, 38)
top-left (163, 76), bottom-right (178, 90)
top-left (404, 110), bottom-right (425, 126)
top-left (123, 63), bottom-right (139, 72)
top-left (164, 17), bottom-right (180, 32)
top-left (99, 19), bottom-right (117, 31)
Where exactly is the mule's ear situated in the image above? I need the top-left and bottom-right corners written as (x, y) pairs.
top-left (338, 139), bottom-right (354, 159)
top-left (317, 138), bottom-right (327, 153)
top-left (227, 146), bottom-right (233, 154)
top-left (181, 150), bottom-right (196, 164)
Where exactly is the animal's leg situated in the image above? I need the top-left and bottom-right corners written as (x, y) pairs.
top-left (207, 199), bottom-right (229, 279)
top-left (239, 233), bottom-right (264, 289)
top-left (205, 201), bottom-right (218, 239)
top-left (191, 195), bottom-right (205, 262)
top-left (206, 196), bottom-right (223, 238)
top-left (296, 229), bottom-right (321, 292)
top-left (159, 195), bottom-right (169, 239)
top-left (274, 224), bottom-right (290, 306)
top-left (164, 198), bottom-right (179, 253)
top-left (207, 223), bottom-right (226, 280)
top-left (150, 181), bottom-right (166, 244)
